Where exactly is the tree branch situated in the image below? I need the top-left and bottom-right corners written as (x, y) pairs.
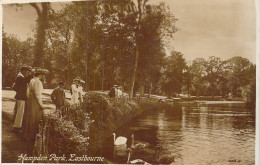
top-left (29, 3), bottom-right (41, 16)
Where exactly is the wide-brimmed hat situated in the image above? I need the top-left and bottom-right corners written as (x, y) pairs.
top-left (113, 85), bottom-right (118, 87)
top-left (32, 67), bottom-right (49, 74)
top-left (73, 76), bottom-right (81, 82)
top-left (80, 80), bottom-right (85, 84)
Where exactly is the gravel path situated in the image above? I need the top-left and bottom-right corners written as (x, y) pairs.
top-left (1, 90), bottom-right (56, 163)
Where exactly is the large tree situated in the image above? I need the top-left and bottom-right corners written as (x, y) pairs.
top-left (29, 2), bottom-right (53, 67)
top-left (225, 56), bottom-right (255, 97)
top-left (160, 51), bottom-right (186, 97)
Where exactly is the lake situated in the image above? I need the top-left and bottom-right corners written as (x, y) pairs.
top-left (106, 103), bottom-right (255, 165)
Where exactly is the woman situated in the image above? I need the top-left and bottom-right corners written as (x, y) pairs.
top-left (23, 68), bottom-right (48, 140)
top-left (71, 77), bottom-right (80, 104)
top-left (78, 80), bottom-right (85, 103)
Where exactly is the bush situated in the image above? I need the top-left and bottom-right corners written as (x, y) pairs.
top-left (37, 92), bottom-right (141, 159)
top-left (242, 78), bottom-right (256, 109)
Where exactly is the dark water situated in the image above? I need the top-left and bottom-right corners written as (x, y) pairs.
top-left (106, 103), bottom-right (255, 164)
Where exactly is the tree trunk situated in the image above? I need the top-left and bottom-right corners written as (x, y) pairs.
top-left (140, 84), bottom-right (144, 97)
top-left (148, 82), bottom-right (152, 98)
top-left (30, 3), bottom-right (49, 67)
top-left (101, 61), bottom-right (104, 91)
top-left (93, 73), bottom-right (96, 90)
top-left (129, 0), bottom-right (144, 98)
top-left (129, 47), bottom-right (139, 98)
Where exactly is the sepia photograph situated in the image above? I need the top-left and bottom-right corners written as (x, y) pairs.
top-left (1, 0), bottom-right (257, 164)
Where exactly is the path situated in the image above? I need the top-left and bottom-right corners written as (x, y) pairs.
top-left (1, 90), bottom-right (56, 163)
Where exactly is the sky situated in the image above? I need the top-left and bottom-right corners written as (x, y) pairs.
top-left (2, 0), bottom-right (257, 63)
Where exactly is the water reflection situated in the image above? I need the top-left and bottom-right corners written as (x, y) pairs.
top-left (108, 104), bottom-right (255, 164)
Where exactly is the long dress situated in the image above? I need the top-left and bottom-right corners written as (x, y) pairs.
top-left (23, 77), bottom-right (44, 140)
top-left (78, 86), bottom-right (84, 103)
top-left (71, 84), bottom-right (79, 104)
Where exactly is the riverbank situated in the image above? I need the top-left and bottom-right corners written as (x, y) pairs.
top-left (1, 89), bottom-right (250, 163)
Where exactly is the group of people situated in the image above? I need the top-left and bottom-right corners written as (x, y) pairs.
top-left (50, 77), bottom-right (85, 109)
top-left (70, 77), bottom-right (85, 104)
top-left (108, 85), bottom-right (123, 98)
top-left (12, 66), bottom-right (86, 142)
top-left (12, 66), bottom-right (49, 141)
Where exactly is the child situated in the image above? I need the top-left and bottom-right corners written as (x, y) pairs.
top-left (51, 82), bottom-right (66, 110)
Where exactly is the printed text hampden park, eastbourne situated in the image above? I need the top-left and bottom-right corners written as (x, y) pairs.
top-left (17, 154), bottom-right (104, 163)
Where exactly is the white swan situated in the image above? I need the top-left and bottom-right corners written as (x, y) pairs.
top-left (113, 133), bottom-right (127, 146)
top-left (131, 134), bottom-right (149, 149)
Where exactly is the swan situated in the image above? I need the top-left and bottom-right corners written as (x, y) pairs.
top-left (131, 134), bottom-right (149, 149)
top-left (127, 148), bottom-right (151, 165)
top-left (113, 133), bottom-right (127, 146)
top-left (155, 146), bottom-right (175, 164)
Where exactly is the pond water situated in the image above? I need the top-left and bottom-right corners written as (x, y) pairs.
top-left (104, 103), bottom-right (255, 165)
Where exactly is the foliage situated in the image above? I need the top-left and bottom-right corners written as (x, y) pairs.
top-left (30, 2), bottom-right (53, 67)
top-left (81, 92), bottom-right (140, 155)
top-left (224, 57), bottom-right (255, 97)
top-left (203, 56), bottom-right (226, 96)
top-left (3, 1), bottom-right (256, 104)
top-left (189, 58), bottom-right (207, 96)
top-left (2, 31), bottom-right (34, 87)
top-left (160, 51), bottom-right (186, 97)
top-left (35, 111), bottom-right (89, 160)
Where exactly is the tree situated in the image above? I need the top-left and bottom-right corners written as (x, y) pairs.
top-left (2, 30), bottom-right (34, 87)
top-left (225, 56), bottom-right (255, 97)
top-left (203, 56), bottom-right (226, 96)
top-left (29, 2), bottom-right (53, 67)
top-left (136, 2), bottom-right (177, 97)
top-left (160, 51), bottom-right (186, 97)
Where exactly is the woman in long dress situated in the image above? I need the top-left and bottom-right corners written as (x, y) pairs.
top-left (71, 78), bottom-right (80, 104)
top-left (78, 80), bottom-right (85, 103)
top-left (23, 68), bottom-right (48, 140)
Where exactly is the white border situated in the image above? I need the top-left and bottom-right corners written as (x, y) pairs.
top-left (255, 0), bottom-right (259, 164)
top-left (0, 0), bottom-right (259, 164)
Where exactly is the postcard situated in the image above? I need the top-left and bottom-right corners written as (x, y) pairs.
top-left (1, 0), bottom-right (257, 164)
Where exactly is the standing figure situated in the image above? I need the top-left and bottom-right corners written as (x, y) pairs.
top-left (78, 80), bottom-right (85, 103)
top-left (109, 85), bottom-right (116, 98)
top-left (12, 66), bottom-right (31, 132)
top-left (71, 78), bottom-right (80, 104)
top-left (23, 68), bottom-right (48, 140)
top-left (117, 86), bottom-right (123, 98)
top-left (51, 82), bottom-right (66, 110)
top-left (114, 85), bottom-right (119, 99)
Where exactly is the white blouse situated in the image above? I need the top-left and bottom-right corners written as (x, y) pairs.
top-left (27, 77), bottom-right (44, 107)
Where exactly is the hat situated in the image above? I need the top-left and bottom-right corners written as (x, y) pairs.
top-left (73, 76), bottom-right (81, 82)
top-left (20, 66), bottom-right (31, 72)
top-left (32, 67), bottom-right (49, 74)
top-left (113, 85), bottom-right (118, 87)
top-left (80, 80), bottom-right (85, 84)
top-left (58, 81), bottom-right (65, 85)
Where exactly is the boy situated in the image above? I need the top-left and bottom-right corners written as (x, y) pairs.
top-left (51, 82), bottom-right (66, 110)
